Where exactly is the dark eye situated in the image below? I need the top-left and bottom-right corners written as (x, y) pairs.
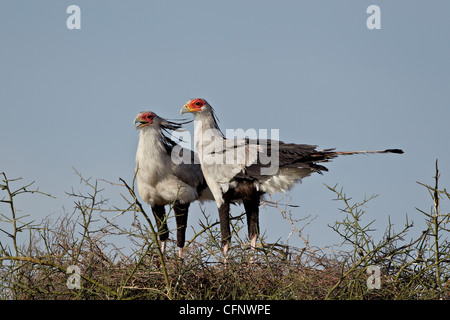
top-left (195, 101), bottom-right (202, 106)
top-left (147, 114), bottom-right (153, 119)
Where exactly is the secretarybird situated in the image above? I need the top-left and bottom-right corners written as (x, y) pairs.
top-left (181, 98), bottom-right (403, 260)
top-left (134, 111), bottom-right (213, 257)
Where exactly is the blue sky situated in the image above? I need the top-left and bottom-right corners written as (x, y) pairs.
top-left (1, 1), bottom-right (449, 252)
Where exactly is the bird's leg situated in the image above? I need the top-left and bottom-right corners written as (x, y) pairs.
top-left (244, 193), bottom-right (260, 263)
top-left (218, 201), bottom-right (231, 266)
top-left (174, 202), bottom-right (190, 259)
top-left (160, 241), bottom-right (167, 255)
top-left (250, 234), bottom-right (258, 251)
top-left (223, 242), bottom-right (229, 266)
top-left (151, 205), bottom-right (169, 255)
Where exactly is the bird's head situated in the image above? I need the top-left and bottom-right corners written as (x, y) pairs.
top-left (135, 111), bottom-right (189, 131)
top-left (134, 111), bottom-right (157, 129)
top-left (180, 98), bottom-right (210, 115)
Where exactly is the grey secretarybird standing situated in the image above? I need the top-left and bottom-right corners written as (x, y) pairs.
top-left (134, 111), bottom-right (213, 257)
top-left (180, 98), bottom-right (403, 261)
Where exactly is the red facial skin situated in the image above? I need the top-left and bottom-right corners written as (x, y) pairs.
top-left (136, 112), bottom-right (155, 128)
top-left (187, 98), bottom-right (206, 111)
top-left (141, 112), bottom-right (155, 122)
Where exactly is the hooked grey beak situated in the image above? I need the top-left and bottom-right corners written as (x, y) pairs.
top-left (134, 117), bottom-right (150, 129)
top-left (180, 104), bottom-right (194, 115)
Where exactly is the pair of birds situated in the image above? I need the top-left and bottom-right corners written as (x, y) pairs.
top-left (134, 98), bottom-right (403, 259)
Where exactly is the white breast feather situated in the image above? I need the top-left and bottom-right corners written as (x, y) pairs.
top-left (136, 129), bottom-right (199, 206)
